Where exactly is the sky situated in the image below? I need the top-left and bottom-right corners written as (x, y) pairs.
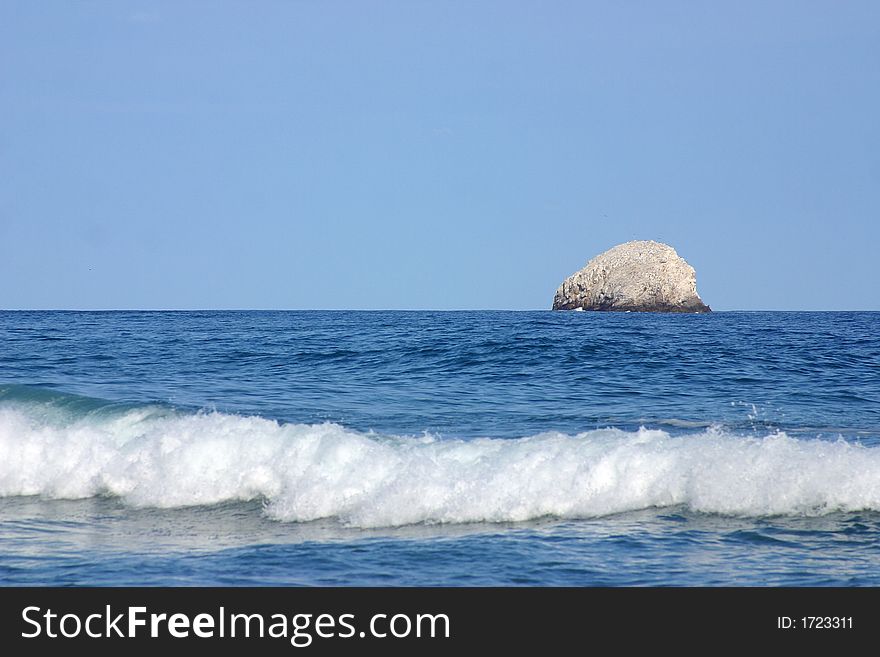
top-left (1, 1), bottom-right (878, 310)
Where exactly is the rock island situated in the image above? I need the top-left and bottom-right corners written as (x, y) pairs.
top-left (552, 240), bottom-right (710, 312)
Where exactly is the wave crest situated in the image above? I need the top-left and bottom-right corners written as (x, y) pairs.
top-left (1, 402), bottom-right (879, 527)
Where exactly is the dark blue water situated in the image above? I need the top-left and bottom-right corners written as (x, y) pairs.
top-left (1, 310), bottom-right (879, 585)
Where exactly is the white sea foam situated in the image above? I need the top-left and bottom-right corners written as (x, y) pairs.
top-left (1, 405), bottom-right (879, 527)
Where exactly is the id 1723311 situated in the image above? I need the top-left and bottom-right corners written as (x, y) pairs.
top-left (777, 617), bottom-right (853, 630)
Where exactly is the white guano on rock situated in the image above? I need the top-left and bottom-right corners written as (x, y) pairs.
top-left (552, 240), bottom-right (711, 312)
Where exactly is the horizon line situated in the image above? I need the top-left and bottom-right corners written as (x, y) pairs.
top-left (1, 308), bottom-right (877, 313)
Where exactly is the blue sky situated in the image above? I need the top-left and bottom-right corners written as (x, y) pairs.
top-left (1, 1), bottom-right (878, 310)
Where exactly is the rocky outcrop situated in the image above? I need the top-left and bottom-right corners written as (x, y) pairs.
top-left (552, 241), bottom-right (710, 312)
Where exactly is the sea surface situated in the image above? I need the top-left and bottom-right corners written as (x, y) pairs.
top-left (1, 310), bottom-right (879, 586)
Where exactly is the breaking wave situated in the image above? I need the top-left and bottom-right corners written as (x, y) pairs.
top-left (1, 390), bottom-right (878, 528)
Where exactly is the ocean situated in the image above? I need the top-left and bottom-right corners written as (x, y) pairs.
top-left (1, 310), bottom-right (878, 586)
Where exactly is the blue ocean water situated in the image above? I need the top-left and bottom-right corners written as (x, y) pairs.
top-left (1, 310), bottom-right (879, 586)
